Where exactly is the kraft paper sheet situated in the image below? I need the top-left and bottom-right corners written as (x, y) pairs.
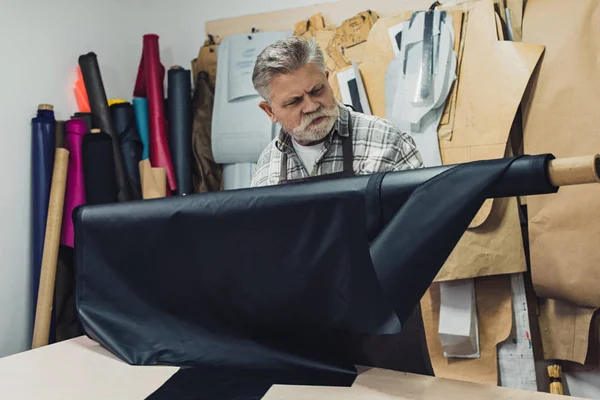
top-left (538, 298), bottom-right (597, 365)
top-left (139, 159), bottom-right (166, 199)
top-left (522, 0), bottom-right (600, 308)
top-left (439, 0), bottom-right (544, 227)
top-left (421, 275), bottom-right (513, 386)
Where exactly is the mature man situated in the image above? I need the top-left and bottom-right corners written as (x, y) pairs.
top-left (249, 37), bottom-right (432, 374)
top-left (250, 37), bottom-right (423, 187)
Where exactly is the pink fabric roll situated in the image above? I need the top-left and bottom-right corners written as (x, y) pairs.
top-left (134, 34), bottom-right (176, 194)
top-left (61, 118), bottom-right (87, 247)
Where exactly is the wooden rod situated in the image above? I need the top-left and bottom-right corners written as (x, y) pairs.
top-left (548, 154), bottom-right (600, 187)
top-left (548, 364), bottom-right (564, 395)
top-left (31, 148), bottom-right (69, 349)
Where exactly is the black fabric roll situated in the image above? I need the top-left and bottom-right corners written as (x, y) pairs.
top-left (54, 245), bottom-right (83, 342)
top-left (72, 112), bottom-right (94, 132)
top-left (73, 154), bottom-right (558, 398)
top-left (110, 103), bottom-right (143, 190)
top-left (81, 131), bottom-right (118, 205)
top-left (167, 67), bottom-right (192, 195)
top-left (78, 52), bottom-right (140, 202)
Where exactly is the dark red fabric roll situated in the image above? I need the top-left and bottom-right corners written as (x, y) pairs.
top-left (134, 34), bottom-right (176, 192)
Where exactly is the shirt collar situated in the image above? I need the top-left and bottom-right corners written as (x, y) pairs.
top-left (276, 101), bottom-right (350, 153)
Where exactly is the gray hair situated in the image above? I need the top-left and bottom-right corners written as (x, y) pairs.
top-left (252, 37), bottom-right (326, 102)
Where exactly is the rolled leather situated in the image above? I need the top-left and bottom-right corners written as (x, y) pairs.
top-left (74, 154), bottom-right (557, 398)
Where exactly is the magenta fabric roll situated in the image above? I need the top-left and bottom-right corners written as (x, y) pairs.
top-left (61, 118), bottom-right (88, 247)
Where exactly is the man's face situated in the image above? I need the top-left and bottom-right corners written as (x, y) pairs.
top-left (259, 63), bottom-right (338, 145)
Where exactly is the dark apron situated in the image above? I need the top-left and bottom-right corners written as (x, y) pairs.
top-left (278, 117), bottom-right (355, 184)
top-left (276, 114), bottom-right (434, 376)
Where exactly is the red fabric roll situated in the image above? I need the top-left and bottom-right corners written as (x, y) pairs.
top-left (134, 34), bottom-right (176, 192)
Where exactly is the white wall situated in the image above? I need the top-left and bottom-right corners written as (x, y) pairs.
top-left (0, 0), bottom-right (335, 358)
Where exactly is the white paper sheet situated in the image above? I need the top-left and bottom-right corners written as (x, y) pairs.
top-left (438, 279), bottom-right (481, 359)
top-left (228, 34), bottom-right (282, 101)
top-left (222, 163), bottom-right (256, 190)
top-left (212, 31), bottom-right (292, 164)
top-left (387, 21), bottom-right (408, 57)
top-left (337, 62), bottom-right (372, 115)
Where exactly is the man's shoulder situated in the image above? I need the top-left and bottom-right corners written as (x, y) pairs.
top-left (349, 110), bottom-right (414, 144)
top-left (251, 138), bottom-right (281, 187)
top-left (256, 137), bottom-right (280, 164)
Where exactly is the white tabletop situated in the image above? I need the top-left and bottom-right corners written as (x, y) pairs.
top-left (0, 336), bottom-right (177, 400)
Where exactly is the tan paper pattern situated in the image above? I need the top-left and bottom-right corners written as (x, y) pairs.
top-left (538, 298), bottom-right (597, 365)
top-left (522, 0), bottom-right (600, 308)
top-left (421, 275), bottom-right (513, 386)
top-left (440, 0), bottom-right (544, 227)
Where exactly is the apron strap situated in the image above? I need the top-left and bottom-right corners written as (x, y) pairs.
top-left (342, 113), bottom-right (354, 174)
top-left (280, 151), bottom-right (288, 183)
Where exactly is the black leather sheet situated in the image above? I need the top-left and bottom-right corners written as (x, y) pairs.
top-left (73, 154), bottom-right (557, 399)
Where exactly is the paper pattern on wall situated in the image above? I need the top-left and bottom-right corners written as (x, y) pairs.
top-left (538, 298), bottom-right (597, 365)
top-left (522, 0), bottom-right (600, 308)
top-left (294, 13), bottom-right (325, 39)
top-left (359, 6), bottom-right (527, 281)
top-left (439, 0), bottom-right (544, 227)
top-left (384, 10), bottom-right (456, 168)
top-left (337, 62), bottom-right (371, 114)
top-left (421, 275), bottom-right (512, 386)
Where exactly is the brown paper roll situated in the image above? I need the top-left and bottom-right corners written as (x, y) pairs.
top-left (139, 159), bottom-right (166, 199)
top-left (31, 148), bottom-right (70, 349)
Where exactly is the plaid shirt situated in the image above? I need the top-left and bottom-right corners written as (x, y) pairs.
top-left (250, 102), bottom-right (423, 187)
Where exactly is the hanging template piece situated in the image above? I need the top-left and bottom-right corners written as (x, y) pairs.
top-left (336, 61), bottom-right (371, 114)
top-left (385, 10), bottom-right (457, 168)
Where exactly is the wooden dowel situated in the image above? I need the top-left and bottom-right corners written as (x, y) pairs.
top-left (548, 364), bottom-right (564, 395)
top-left (31, 148), bottom-right (69, 349)
top-left (548, 154), bottom-right (600, 187)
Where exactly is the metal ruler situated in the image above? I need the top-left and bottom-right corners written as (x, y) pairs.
top-left (498, 273), bottom-right (538, 391)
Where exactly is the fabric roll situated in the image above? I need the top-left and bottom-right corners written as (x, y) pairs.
top-left (110, 102), bottom-right (143, 190)
top-left (74, 154), bottom-right (558, 398)
top-left (167, 67), bottom-right (193, 195)
top-left (81, 130), bottom-right (118, 205)
top-left (60, 119), bottom-right (87, 248)
top-left (31, 104), bottom-right (56, 316)
top-left (54, 245), bottom-right (83, 342)
top-left (132, 97), bottom-right (150, 160)
top-left (78, 52), bottom-right (140, 201)
top-left (133, 34), bottom-right (177, 193)
top-left (108, 99), bottom-right (127, 106)
top-left (191, 72), bottom-right (222, 193)
top-left (72, 112), bottom-right (93, 132)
